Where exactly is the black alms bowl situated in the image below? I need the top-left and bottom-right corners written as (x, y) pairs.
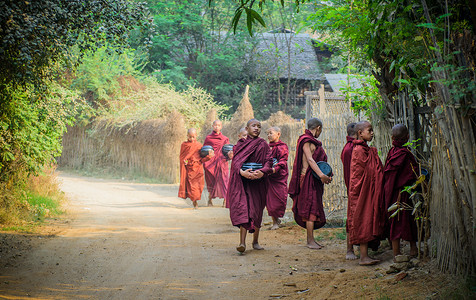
top-left (311, 161), bottom-right (333, 180)
top-left (241, 162), bottom-right (263, 171)
top-left (222, 144), bottom-right (234, 158)
top-left (199, 145), bottom-right (214, 158)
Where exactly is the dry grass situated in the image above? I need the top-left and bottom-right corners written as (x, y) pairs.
top-left (0, 165), bottom-right (65, 228)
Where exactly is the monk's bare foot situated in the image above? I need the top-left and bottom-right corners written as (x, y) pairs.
top-left (236, 244), bottom-right (246, 253)
top-left (207, 200), bottom-right (213, 207)
top-left (306, 241), bottom-right (323, 249)
top-left (252, 243), bottom-right (264, 250)
top-left (270, 223), bottom-right (279, 230)
top-left (359, 257), bottom-right (380, 266)
top-left (346, 251), bottom-right (358, 260)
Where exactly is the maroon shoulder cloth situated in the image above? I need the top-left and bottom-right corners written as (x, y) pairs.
top-left (227, 136), bottom-right (273, 233)
top-left (383, 139), bottom-right (418, 242)
top-left (288, 130), bottom-right (328, 229)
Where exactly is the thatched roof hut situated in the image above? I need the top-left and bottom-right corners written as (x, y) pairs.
top-left (254, 31), bottom-right (329, 81)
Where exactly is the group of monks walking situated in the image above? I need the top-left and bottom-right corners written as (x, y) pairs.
top-left (179, 117), bottom-right (420, 266)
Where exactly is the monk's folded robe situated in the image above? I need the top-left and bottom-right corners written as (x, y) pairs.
top-left (383, 139), bottom-right (418, 242)
top-left (266, 141), bottom-right (289, 218)
top-left (348, 139), bottom-right (385, 245)
top-left (289, 129), bottom-right (327, 230)
top-left (227, 136), bottom-right (273, 233)
top-left (340, 136), bottom-right (355, 192)
top-left (178, 140), bottom-right (208, 201)
top-left (203, 131), bottom-right (230, 199)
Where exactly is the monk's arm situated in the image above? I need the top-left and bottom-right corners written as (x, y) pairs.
top-left (273, 145), bottom-right (289, 173)
top-left (303, 143), bottom-right (331, 184)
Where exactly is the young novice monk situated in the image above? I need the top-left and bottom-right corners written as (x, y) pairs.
top-left (383, 124), bottom-right (419, 260)
top-left (289, 118), bottom-right (332, 249)
top-left (238, 127), bottom-right (247, 140)
top-left (266, 127), bottom-right (289, 230)
top-left (227, 119), bottom-right (273, 253)
top-left (348, 121), bottom-right (385, 265)
top-left (178, 128), bottom-right (214, 209)
top-left (341, 122), bottom-right (358, 260)
top-left (203, 120), bottom-right (232, 206)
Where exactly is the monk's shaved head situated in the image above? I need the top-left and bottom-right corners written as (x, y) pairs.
top-left (392, 124), bottom-right (409, 140)
top-left (212, 119), bottom-right (222, 133)
top-left (307, 118), bottom-right (322, 130)
top-left (246, 118), bottom-right (260, 127)
top-left (188, 128), bottom-right (197, 135)
top-left (347, 122), bottom-right (357, 136)
top-left (267, 126), bottom-right (281, 133)
top-left (355, 121), bottom-right (371, 133)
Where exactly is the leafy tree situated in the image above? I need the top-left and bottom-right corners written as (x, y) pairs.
top-left (134, 0), bottom-right (258, 112)
top-left (0, 0), bottom-right (150, 182)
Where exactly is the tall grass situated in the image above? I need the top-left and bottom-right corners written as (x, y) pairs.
top-left (0, 165), bottom-right (65, 229)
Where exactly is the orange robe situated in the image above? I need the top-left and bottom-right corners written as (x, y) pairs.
top-left (348, 140), bottom-right (385, 245)
top-left (178, 140), bottom-right (207, 201)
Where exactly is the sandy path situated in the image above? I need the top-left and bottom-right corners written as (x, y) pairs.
top-left (0, 173), bottom-right (454, 299)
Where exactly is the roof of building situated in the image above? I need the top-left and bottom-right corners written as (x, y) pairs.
top-left (254, 32), bottom-right (324, 81)
top-left (324, 74), bottom-right (363, 94)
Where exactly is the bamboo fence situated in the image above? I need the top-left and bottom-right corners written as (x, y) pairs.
top-left (58, 111), bottom-right (186, 183)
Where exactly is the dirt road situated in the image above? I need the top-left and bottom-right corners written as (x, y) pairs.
top-left (0, 174), bottom-right (456, 299)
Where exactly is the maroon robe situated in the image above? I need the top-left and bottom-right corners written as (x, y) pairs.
top-left (383, 140), bottom-right (418, 242)
top-left (203, 132), bottom-right (230, 199)
top-left (178, 140), bottom-right (207, 201)
top-left (341, 136), bottom-right (355, 232)
top-left (341, 136), bottom-right (355, 192)
top-left (288, 130), bottom-right (327, 229)
top-left (266, 141), bottom-right (289, 218)
top-left (348, 139), bottom-right (385, 245)
top-left (227, 136), bottom-right (273, 233)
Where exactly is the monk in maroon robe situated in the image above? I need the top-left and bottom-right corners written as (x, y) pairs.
top-left (383, 124), bottom-right (419, 259)
top-left (348, 121), bottom-right (385, 265)
top-left (289, 118), bottom-right (332, 249)
top-left (203, 120), bottom-right (232, 206)
top-left (227, 119), bottom-right (273, 253)
top-left (266, 127), bottom-right (289, 230)
top-left (341, 122), bottom-right (358, 260)
top-left (178, 129), bottom-right (213, 209)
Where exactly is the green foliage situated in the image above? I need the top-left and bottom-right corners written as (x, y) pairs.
top-left (0, 1), bottom-right (150, 223)
top-left (0, 82), bottom-right (89, 180)
top-left (334, 229), bottom-right (347, 241)
top-left (71, 45), bottom-right (146, 103)
top-left (0, 0), bottom-right (151, 90)
top-left (0, 166), bottom-right (65, 227)
top-left (340, 74), bottom-right (386, 118)
top-left (140, 0), bottom-right (258, 112)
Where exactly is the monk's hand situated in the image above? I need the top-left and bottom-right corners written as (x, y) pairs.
top-left (320, 174), bottom-right (332, 184)
top-left (228, 151), bottom-right (233, 159)
top-left (208, 150), bottom-right (215, 158)
top-left (184, 160), bottom-right (188, 166)
top-left (252, 170), bottom-right (264, 179)
top-left (240, 169), bottom-right (253, 179)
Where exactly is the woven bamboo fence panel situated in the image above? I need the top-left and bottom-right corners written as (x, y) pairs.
top-left (58, 111), bottom-right (186, 184)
